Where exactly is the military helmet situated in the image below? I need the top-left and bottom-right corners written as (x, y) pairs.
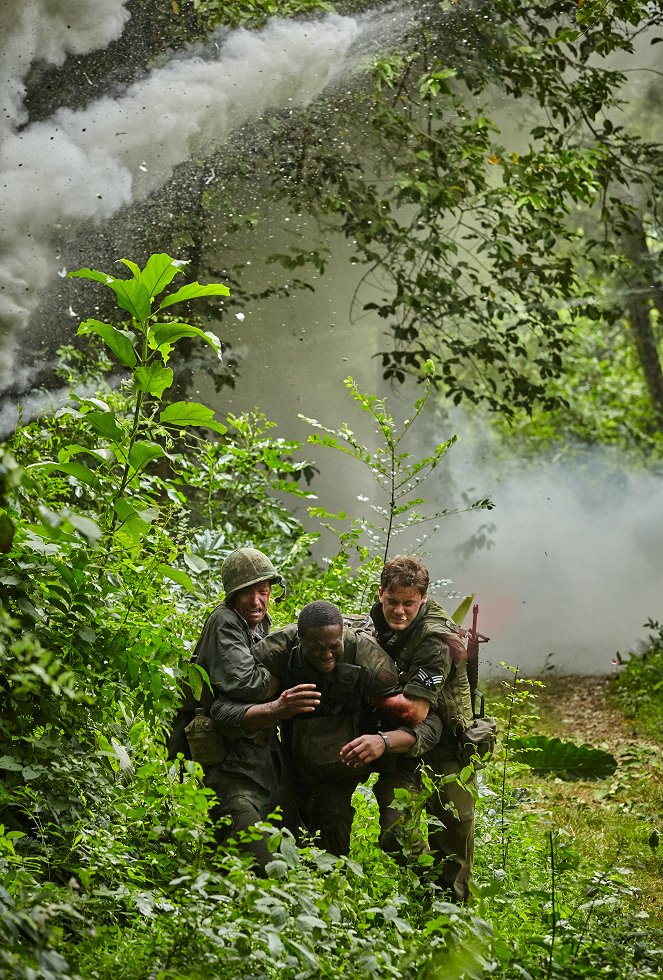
top-left (221, 547), bottom-right (285, 599)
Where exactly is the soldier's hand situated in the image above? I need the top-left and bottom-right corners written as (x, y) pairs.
top-left (339, 734), bottom-right (385, 768)
top-left (275, 684), bottom-right (320, 719)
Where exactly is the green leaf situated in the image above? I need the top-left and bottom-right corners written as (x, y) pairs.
top-left (0, 756), bottom-right (23, 771)
top-left (157, 563), bottom-right (200, 597)
top-left (107, 278), bottom-right (152, 321)
top-left (511, 735), bottom-right (617, 781)
top-left (149, 322), bottom-right (222, 362)
top-left (85, 411), bottom-right (125, 441)
top-left (117, 258), bottom-right (141, 279)
top-left (28, 460), bottom-right (100, 490)
top-left (122, 253), bottom-right (187, 299)
top-left (157, 281), bottom-right (230, 311)
top-left (113, 498), bottom-right (154, 546)
top-left (77, 319), bottom-right (137, 368)
top-left (128, 441), bottom-right (165, 476)
top-left (451, 595), bottom-right (475, 625)
top-left (63, 511), bottom-right (102, 543)
top-left (159, 401), bottom-right (226, 434)
top-left (186, 663), bottom-right (208, 701)
top-left (134, 365), bottom-right (173, 398)
top-left (67, 267), bottom-right (113, 286)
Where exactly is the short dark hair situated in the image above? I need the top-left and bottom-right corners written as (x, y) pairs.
top-left (297, 600), bottom-right (343, 635)
top-left (380, 556), bottom-right (429, 596)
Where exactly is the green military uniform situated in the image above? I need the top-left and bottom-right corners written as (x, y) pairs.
top-left (370, 597), bottom-right (476, 903)
top-left (212, 624), bottom-right (439, 856)
top-left (190, 602), bottom-right (279, 871)
top-left (169, 614), bottom-right (278, 867)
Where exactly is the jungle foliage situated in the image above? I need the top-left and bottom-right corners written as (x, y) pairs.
top-left (143, 0), bottom-right (663, 450)
top-left (1, 255), bottom-right (661, 978)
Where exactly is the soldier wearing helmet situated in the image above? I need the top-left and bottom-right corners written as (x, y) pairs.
top-left (167, 546), bottom-right (287, 873)
top-left (193, 547), bottom-right (285, 702)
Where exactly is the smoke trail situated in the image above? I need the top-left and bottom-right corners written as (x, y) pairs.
top-left (0, 0), bottom-right (131, 139)
top-left (0, 12), bottom-right (376, 384)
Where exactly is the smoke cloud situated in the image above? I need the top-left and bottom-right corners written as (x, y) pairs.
top-left (427, 425), bottom-right (663, 677)
top-left (0, 0), bottom-right (131, 138)
top-left (0, 11), bottom-right (368, 381)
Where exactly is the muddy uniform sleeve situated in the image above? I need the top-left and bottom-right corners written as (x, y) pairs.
top-left (402, 710), bottom-right (443, 757)
top-left (195, 607), bottom-right (271, 701)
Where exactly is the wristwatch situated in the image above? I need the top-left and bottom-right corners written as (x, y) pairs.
top-left (377, 731), bottom-right (390, 753)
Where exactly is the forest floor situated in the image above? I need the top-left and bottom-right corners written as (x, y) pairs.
top-left (528, 671), bottom-right (651, 750)
top-left (511, 672), bottom-right (663, 926)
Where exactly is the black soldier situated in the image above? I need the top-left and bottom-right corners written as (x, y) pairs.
top-left (211, 600), bottom-right (441, 857)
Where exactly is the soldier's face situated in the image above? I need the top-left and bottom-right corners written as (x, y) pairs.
top-left (231, 580), bottom-right (271, 628)
top-left (300, 624), bottom-right (344, 673)
top-left (378, 584), bottom-right (427, 631)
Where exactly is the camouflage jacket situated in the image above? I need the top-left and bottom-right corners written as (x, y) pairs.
top-left (166, 602), bottom-right (272, 764)
top-left (370, 598), bottom-right (473, 738)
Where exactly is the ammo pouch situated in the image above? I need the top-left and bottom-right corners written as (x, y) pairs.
top-left (459, 717), bottom-right (498, 769)
top-left (184, 712), bottom-right (227, 768)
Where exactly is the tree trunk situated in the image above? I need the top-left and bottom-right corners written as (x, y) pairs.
top-left (621, 214), bottom-right (663, 432)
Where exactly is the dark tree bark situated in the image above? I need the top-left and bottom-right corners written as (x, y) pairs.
top-left (621, 214), bottom-right (663, 432)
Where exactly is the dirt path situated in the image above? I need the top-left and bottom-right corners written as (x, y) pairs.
top-left (528, 673), bottom-right (639, 751)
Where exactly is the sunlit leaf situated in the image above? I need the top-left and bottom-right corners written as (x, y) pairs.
top-left (132, 253), bottom-right (185, 298)
top-left (451, 595), bottom-right (475, 625)
top-left (85, 411), bottom-right (125, 441)
top-left (158, 563), bottom-right (200, 596)
top-left (157, 281), bottom-right (230, 310)
top-left (77, 319), bottom-right (137, 368)
top-left (28, 460), bottom-right (100, 490)
top-left (63, 511), bottom-right (102, 543)
top-left (107, 278), bottom-right (152, 321)
top-left (149, 322), bottom-right (222, 358)
top-left (67, 267), bottom-right (113, 286)
top-left (159, 401), bottom-right (226, 434)
top-left (134, 364), bottom-right (173, 397)
top-left (128, 441), bottom-right (165, 475)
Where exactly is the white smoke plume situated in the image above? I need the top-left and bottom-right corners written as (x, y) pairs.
top-left (429, 435), bottom-right (663, 678)
top-left (0, 0), bottom-right (131, 138)
top-left (0, 12), bottom-right (368, 382)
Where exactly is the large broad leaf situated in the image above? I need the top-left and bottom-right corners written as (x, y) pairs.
top-left (113, 498), bottom-right (157, 547)
top-left (510, 735), bottom-right (617, 781)
top-left (134, 364), bottom-right (173, 397)
top-left (127, 441), bottom-right (165, 477)
top-left (129, 253), bottom-right (186, 298)
top-left (62, 510), bottom-right (102, 543)
top-left (28, 460), bottom-right (100, 491)
top-left (149, 322), bottom-right (222, 362)
top-left (160, 401), bottom-right (226, 434)
top-left (78, 319), bottom-right (137, 368)
top-left (157, 281), bottom-right (230, 310)
top-left (158, 563), bottom-right (201, 597)
top-left (85, 411), bottom-right (125, 442)
top-left (107, 278), bottom-right (152, 322)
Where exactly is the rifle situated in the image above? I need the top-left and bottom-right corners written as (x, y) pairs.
top-left (446, 602), bottom-right (490, 719)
